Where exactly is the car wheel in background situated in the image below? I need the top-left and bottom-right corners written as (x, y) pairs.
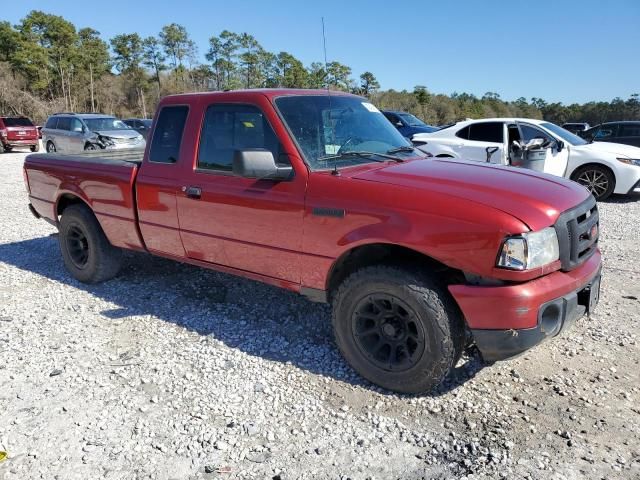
top-left (84, 143), bottom-right (97, 151)
top-left (46, 141), bottom-right (56, 153)
top-left (30, 144), bottom-right (39, 152)
top-left (571, 165), bottom-right (615, 201)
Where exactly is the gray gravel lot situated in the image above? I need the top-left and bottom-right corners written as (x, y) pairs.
top-left (0, 150), bottom-right (638, 480)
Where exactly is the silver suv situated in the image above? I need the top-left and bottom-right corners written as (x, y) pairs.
top-left (42, 113), bottom-right (146, 153)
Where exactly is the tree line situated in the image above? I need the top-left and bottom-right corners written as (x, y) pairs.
top-left (0, 10), bottom-right (638, 127)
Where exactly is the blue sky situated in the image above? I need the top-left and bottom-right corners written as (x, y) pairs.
top-left (3, 0), bottom-right (639, 104)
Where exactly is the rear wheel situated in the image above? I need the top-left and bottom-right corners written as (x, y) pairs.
top-left (4, 146), bottom-right (12, 152)
top-left (332, 265), bottom-right (464, 394)
top-left (571, 165), bottom-right (615, 200)
top-left (59, 204), bottom-right (122, 283)
top-left (30, 144), bottom-right (40, 152)
top-left (84, 143), bottom-right (97, 151)
top-left (46, 141), bottom-right (56, 153)
top-left (0, 143), bottom-right (4, 154)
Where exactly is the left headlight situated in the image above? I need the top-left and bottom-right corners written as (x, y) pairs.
top-left (497, 227), bottom-right (559, 270)
top-left (617, 157), bottom-right (640, 167)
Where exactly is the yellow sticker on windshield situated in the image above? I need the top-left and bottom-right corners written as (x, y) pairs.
top-left (242, 121), bottom-right (255, 128)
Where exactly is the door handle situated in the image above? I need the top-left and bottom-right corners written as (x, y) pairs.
top-left (183, 186), bottom-right (202, 199)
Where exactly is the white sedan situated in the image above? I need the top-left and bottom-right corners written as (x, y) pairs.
top-left (413, 118), bottom-right (640, 200)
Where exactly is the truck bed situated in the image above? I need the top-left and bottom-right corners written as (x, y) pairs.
top-left (24, 150), bottom-right (145, 251)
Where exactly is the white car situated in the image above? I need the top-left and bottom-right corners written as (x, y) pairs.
top-left (413, 118), bottom-right (640, 200)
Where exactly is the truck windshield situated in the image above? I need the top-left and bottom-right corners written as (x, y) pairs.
top-left (275, 95), bottom-right (413, 169)
top-left (541, 122), bottom-right (588, 146)
top-left (84, 118), bottom-right (132, 131)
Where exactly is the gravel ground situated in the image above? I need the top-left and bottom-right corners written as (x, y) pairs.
top-left (0, 150), bottom-right (638, 480)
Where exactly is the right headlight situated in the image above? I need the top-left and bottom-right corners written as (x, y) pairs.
top-left (617, 157), bottom-right (640, 167)
top-left (497, 227), bottom-right (559, 270)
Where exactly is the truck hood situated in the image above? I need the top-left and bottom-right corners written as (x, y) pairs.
top-left (93, 129), bottom-right (140, 139)
top-left (575, 140), bottom-right (640, 158)
top-left (352, 158), bottom-right (590, 231)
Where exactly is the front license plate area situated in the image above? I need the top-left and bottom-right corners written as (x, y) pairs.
top-left (587, 276), bottom-right (601, 313)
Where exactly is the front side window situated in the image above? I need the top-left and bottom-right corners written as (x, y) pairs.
top-left (275, 95), bottom-right (411, 170)
top-left (468, 122), bottom-right (504, 143)
top-left (149, 106), bottom-right (189, 164)
top-left (70, 118), bottom-right (83, 133)
top-left (197, 104), bottom-right (282, 172)
top-left (519, 124), bottom-right (554, 143)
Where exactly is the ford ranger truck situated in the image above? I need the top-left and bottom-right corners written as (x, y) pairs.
top-left (23, 89), bottom-right (602, 394)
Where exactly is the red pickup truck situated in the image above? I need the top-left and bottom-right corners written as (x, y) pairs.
top-left (23, 89), bottom-right (602, 393)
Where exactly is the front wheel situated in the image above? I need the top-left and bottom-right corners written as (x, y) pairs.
top-left (332, 266), bottom-right (464, 394)
top-left (571, 165), bottom-right (615, 200)
top-left (46, 141), bottom-right (56, 153)
top-left (59, 204), bottom-right (122, 283)
top-left (84, 143), bottom-right (97, 151)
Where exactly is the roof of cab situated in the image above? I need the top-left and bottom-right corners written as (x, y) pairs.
top-left (161, 88), bottom-right (360, 102)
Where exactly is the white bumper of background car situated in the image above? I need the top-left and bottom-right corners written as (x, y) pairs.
top-left (612, 162), bottom-right (640, 194)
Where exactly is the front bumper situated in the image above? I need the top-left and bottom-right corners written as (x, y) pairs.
top-left (449, 250), bottom-right (601, 361)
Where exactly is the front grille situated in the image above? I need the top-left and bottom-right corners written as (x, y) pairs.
top-left (554, 195), bottom-right (599, 271)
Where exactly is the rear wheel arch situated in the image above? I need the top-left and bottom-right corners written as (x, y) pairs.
top-left (56, 193), bottom-right (91, 219)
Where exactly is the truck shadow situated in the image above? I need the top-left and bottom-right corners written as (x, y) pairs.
top-left (0, 235), bottom-right (484, 397)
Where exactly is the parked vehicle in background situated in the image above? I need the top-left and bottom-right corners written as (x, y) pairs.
top-left (413, 118), bottom-right (640, 200)
top-left (42, 113), bottom-right (146, 154)
top-left (24, 89), bottom-right (601, 394)
top-left (581, 121), bottom-right (640, 148)
top-left (562, 122), bottom-right (590, 135)
top-left (0, 116), bottom-right (39, 153)
top-left (382, 110), bottom-right (438, 138)
top-left (123, 118), bottom-right (153, 139)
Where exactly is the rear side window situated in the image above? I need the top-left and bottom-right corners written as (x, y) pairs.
top-left (455, 125), bottom-right (470, 139)
top-left (619, 124), bottom-right (640, 137)
top-left (2, 117), bottom-right (34, 127)
top-left (197, 104), bottom-right (281, 172)
top-left (468, 122), bottom-right (503, 143)
top-left (57, 117), bottom-right (71, 131)
top-left (149, 106), bottom-right (189, 163)
top-left (45, 117), bottom-right (58, 129)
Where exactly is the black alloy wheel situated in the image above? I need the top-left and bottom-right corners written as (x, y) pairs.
top-left (351, 293), bottom-right (425, 372)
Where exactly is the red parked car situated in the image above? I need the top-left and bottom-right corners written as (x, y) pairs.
top-left (0, 116), bottom-right (40, 153)
top-left (23, 89), bottom-right (601, 393)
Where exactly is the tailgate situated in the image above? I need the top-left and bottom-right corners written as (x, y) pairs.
top-left (6, 126), bottom-right (38, 141)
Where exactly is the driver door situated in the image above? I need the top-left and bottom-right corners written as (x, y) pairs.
top-left (517, 123), bottom-right (569, 177)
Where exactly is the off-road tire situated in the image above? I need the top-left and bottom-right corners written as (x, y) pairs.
top-left (332, 265), bottom-right (465, 394)
top-left (59, 204), bottom-right (122, 283)
top-left (571, 165), bottom-right (615, 201)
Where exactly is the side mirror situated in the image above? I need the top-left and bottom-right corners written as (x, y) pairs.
top-left (233, 149), bottom-right (293, 180)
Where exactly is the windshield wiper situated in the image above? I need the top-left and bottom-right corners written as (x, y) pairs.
top-left (318, 150), bottom-right (404, 163)
top-left (386, 145), bottom-right (417, 154)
